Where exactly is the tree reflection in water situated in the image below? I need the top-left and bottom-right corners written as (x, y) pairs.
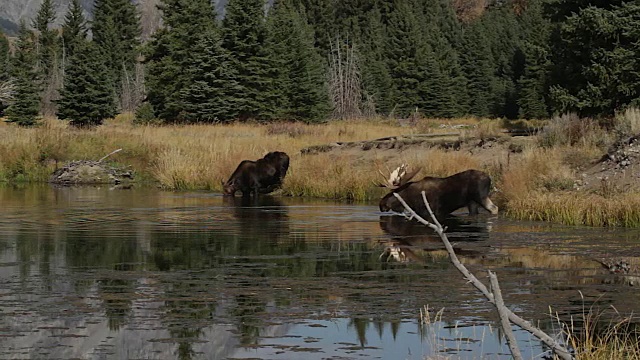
top-left (0, 186), bottom-right (639, 359)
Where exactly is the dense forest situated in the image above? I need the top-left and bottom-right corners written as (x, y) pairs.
top-left (0, 0), bottom-right (639, 126)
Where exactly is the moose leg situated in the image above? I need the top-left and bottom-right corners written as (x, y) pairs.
top-left (468, 201), bottom-right (479, 215)
top-left (481, 197), bottom-right (499, 215)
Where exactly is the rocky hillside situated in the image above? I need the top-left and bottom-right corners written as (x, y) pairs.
top-left (0, 0), bottom-right (228, 37)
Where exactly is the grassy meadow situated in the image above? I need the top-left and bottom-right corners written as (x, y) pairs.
top-left (2, 112), bottom-right (640, 227)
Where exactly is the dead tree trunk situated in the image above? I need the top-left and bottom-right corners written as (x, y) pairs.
top-left (328, 37), bottom-right (362, 120)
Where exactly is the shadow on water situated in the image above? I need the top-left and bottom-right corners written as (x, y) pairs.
top-left (0, 186), bottom-right (639, 359)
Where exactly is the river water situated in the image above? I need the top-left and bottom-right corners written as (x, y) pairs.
top-left (0, 185), bottom-right (639, 359)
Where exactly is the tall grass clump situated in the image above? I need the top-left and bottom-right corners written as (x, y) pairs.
top-left (500, 148), bottom-right (575, 198)
top-left (508, 192), bottom-right (640, 227)
top-left (613, 106), bottom-right (640, 138)
top-left (501, 142), bottom-right (640, 227)
top-left (0, 121), bottom-right (60, 182)
top-left (564, 308), bottom-right (640, 360)
top-left (284, 153), bottom-right (380, 200)
top-left (538, 112), bottom-right (613, 149)
top-left (459, 118), bottom-right (505, 140)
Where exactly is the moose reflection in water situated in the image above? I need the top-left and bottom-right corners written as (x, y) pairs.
top-left (378, 214), bottom-right (492, 263)
top-left (2, 186), bottom-right (640, 359)
top-left (223, 195), bottom-right (291, 244)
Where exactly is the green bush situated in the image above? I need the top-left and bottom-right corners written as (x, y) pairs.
top-left (134, 102), bottom-right (160, 125)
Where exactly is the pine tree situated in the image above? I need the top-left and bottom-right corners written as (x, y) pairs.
top-left (548, 2), bottom-right (640, 116)
top-left (33, 0), bottom-right (63, 117)
top-left (267, 0), bottom-right (329, 122)
top-left (459, 21), bottom-right (496, 118)
top-left (32, 0), bottom-right (58, 73)
top-left (293, 0), bottom-right (335, 56)
top-left (178, 28), bottom-right (239, 122)
top-left (145, 0), bottom-right (221, 122)
top-left (6, 21), bottom-right (41, 126)
top-left (57, 40), bottom-right (116, 127)
top-left (92, 0), bottom-right (141, 98)
top-left (62, 0), bottom-right (88, 60)
top-left (385, 0), bottom-right (439, 117)
top-left (516, 0), bottom-right (551, 119)
top-left (0, 33), bottom-right (11, 116)
top-left (517, 42), bottom-right (550, 119)
top-left (333, 0), bottom-right (376, 44)
top-left (222, 0), bottom-right (276, 121)
top-left (418, 0), bottom-right (465, 118)
top-left (479, 7), bottom-right (520, 118)
top-left (360, 5), bottom-right (393, 115)
top-left (0, 34), bottom-right (9, 81)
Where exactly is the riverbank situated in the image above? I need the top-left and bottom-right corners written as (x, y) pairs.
top-left (1, 113), bottom-right (640, 226)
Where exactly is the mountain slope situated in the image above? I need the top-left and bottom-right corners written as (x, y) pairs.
top-left (0, 0), bottom-right (228, 37)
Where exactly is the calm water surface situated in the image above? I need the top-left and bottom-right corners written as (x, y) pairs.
top-left (0, 185), bottom-right (639, 360)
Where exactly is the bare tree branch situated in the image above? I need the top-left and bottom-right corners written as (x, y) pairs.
top-left (98, 148), bottom-right (122, 163)
top-left (489, 271), bottom-right (523, 360)
top-left (0, 80), bottom-right (15, 103)
top-left (392, 191), bottom-right (574, 360)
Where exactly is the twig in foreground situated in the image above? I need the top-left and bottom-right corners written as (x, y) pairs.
top-left (392, 191), bottom-right (573, 360)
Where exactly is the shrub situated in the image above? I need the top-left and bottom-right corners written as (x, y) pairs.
top-left (134, 103), bottom-right (160, 125)
top-left (538, 112), bottom-right (612, 149)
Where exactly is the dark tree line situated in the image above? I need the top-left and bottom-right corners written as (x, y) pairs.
top-left (2, 0), bottom-right (640, 126)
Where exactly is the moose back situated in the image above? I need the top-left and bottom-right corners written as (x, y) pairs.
top-left (379, 169), bottom-right (498, 220)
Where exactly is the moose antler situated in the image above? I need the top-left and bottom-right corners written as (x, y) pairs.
top-left (375, 162), bottom-right (421, 189)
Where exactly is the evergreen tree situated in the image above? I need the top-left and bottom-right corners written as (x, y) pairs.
top-left (430, 33), bottom-right (466, 118)
top-left (0, 33), bottom-right (10, 116)
top-left (6, 21), bottom-right (41, 126)
top-left (480, 6), bottom-right (520, 118)
top-left (62, 0), bottom-right (88, 59)
top-left (419, 0), bottom-right (466, 118)
top-left (178, 28), bottom-right (239, 122)
top-left (33, 0), bottom-right (63, 117)
top-left (516, 0), bottom-right (551, 119)
top-left (57, 40), bottom-right (116, 127)
top-left (360, 5), bottom-right (393, 115)
top-left (0, 34), bottom-right (10, 81)
top-left (385, 0), bottom-right (440, 117)
top-left (293, 0), bottom-right (335, 55)
top-left (145, 0), bottom-right (221, 122)
top-left (92, 0), bottom-right (141, 96)
top-left (459, 21), bottom-right (496, 118)
top-left (222, 0), bottom-right (276, 121)
top-left (267, 0), bottom-right (329, 121)
top-left (333, 0), bottom-right (376, 44)
top-left (548, 2), bottom-right (640, 116)
top-left (517, 42), bottom-right (550, 118)
top-left (32, 0), bottom-right (58, 74)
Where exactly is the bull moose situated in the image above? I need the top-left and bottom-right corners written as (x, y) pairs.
top-left (378, 165), bottom-right (498, 221)
top-left (222, 151), bottom-right (290, 197)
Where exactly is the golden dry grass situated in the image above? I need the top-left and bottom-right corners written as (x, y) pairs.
top-left (1, 115), bottom-right (426, 196)
top-left (3, 114), bottom-right (640, 226)
top-left (566, 310), bottom-right (640, 360)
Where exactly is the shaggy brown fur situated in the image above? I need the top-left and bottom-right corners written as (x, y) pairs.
top-left (379, 169), bottom-right (498, 220)
top-left (223, 151), bottom-right (290, 197)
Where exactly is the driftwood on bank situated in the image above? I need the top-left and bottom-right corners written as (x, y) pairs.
top-left (301, 133), bottom-right (462, 154)
top-left (49, 149), bottom-right (133, 185)
top-left (300, 130), bottom-right (536, 155)
top-left (392, 192), bottom-right (574, 360)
